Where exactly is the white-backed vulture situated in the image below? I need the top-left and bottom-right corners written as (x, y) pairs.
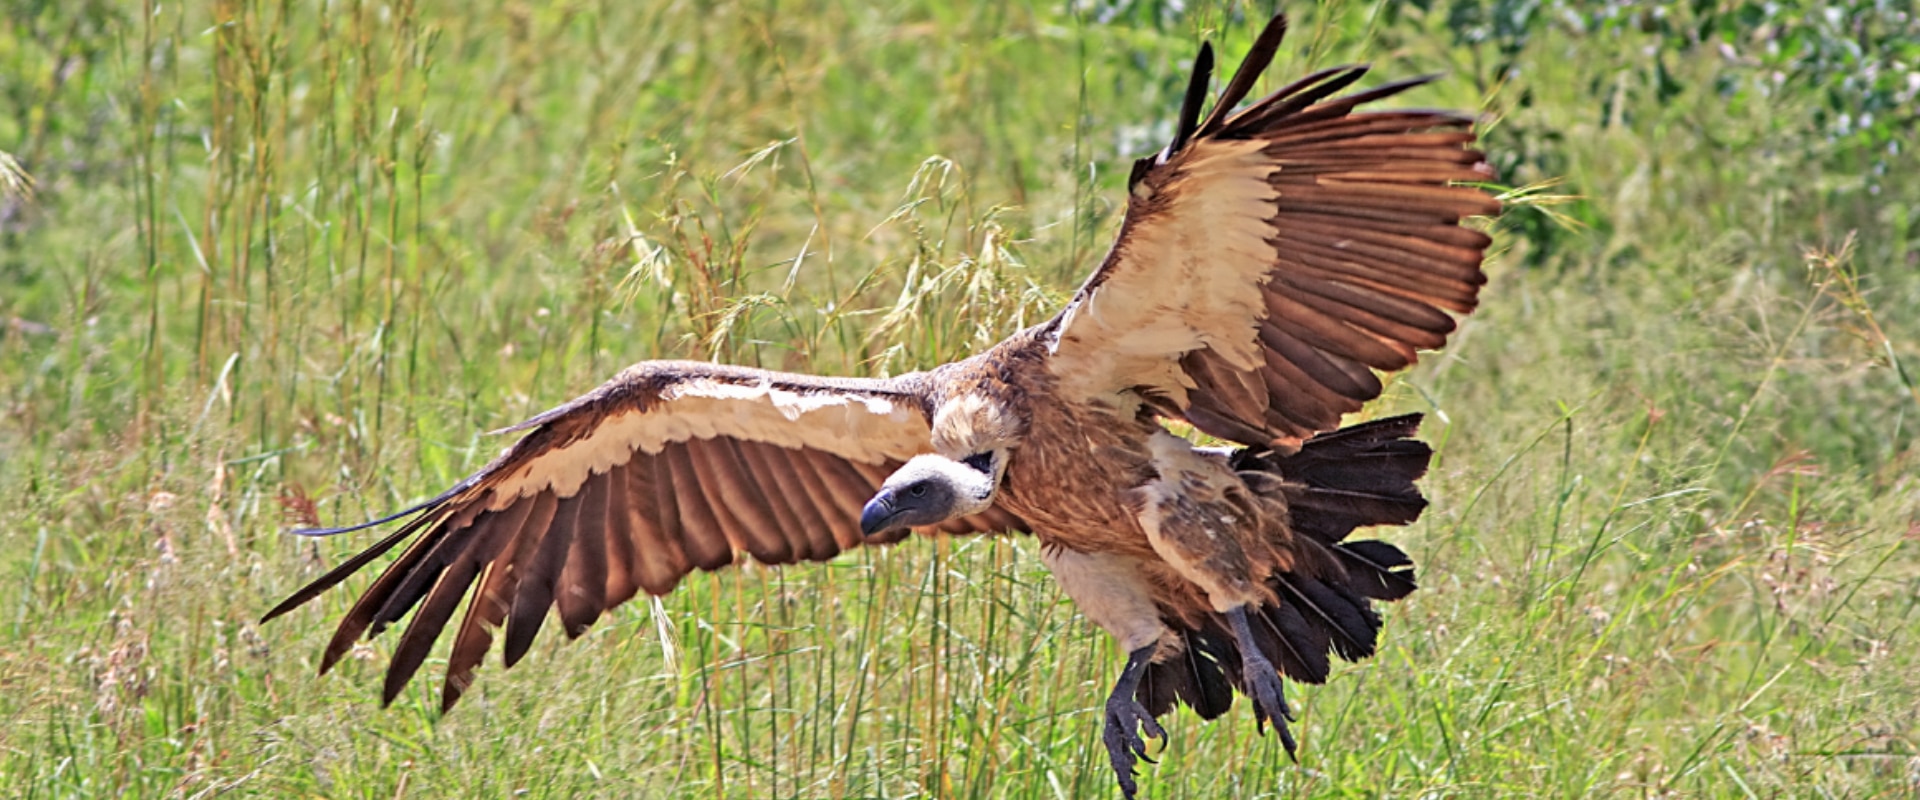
top-left (264, 14), bottom-right (1498, 797)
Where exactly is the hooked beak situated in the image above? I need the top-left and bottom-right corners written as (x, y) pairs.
top-left (860, 494), bottom-right (903, 537)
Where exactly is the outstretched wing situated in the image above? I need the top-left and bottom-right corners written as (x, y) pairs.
top-left (1045, 14), bottom-right (1500, 450)
top-left (265, 361), bottom-right (1024, 711)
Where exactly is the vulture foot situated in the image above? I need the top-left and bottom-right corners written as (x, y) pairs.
top-left (1103, 644), bottom-right (1166, 799)
top-left (1226, 605), bottom-right (1299, 757)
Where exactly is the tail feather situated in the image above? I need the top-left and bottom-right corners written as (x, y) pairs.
top-left (1278, 573), bottom-right (1382, 663)
top-left (1334, 539), bottom-right (1418, 601)
top-left (1257, 599), bottom-right (1331, 684)
top-left (1140, 626), bottom-right (1238, 720)
top-left (1140, 413), bottom-right (1432, 716)
top-left (1236, 412), bottom-right (1431, 546)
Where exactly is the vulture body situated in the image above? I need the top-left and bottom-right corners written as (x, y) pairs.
top-left (266, 14), bottom-right (1498, 798)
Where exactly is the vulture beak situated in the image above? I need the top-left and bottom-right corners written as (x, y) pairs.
top-left (859, 494), bottom-right (904, 538)
top-left (860, 482), bottom-right (945, 537)
top-left (861, 452), bottom-right (998, 537)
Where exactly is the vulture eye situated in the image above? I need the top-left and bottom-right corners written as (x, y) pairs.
top-left (961, 452), bottom-right (995, 474)
top-left (908, 482), bottom-right (929, 498)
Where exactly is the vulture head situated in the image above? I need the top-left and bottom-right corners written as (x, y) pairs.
top-left (860, 450), bottom-right (1005, 536)
top-left (860, 390), bottom-right (1023, 536)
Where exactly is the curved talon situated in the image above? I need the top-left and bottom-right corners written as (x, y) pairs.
top-left (1102, 644), bottom-right (1165, 798)
top-left (1226, 605), bottom-right (1300, 757)
top-left (1104, 697), bottom-right (1166, 797)
top-left (1245, 664), bottom-right (1298, 757)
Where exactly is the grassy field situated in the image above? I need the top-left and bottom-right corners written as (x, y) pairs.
top-left (3, 0), bottom-right (1918, 797)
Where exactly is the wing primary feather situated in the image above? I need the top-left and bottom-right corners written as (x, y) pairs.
top-left (1263, 293), bottom-right (1415, 371)
top-left (442, 562), bottom-right (501, 711)
top-left (1271, 181), bottom-right (1501, 227)
top-left (1254, 348), bottom-right (1356, 427)
top-left (1269, 140), bottom-right (1485, 168)
top-left (784, 449), bottom-right (863, 549)
top-left (288, 487), bottom-right (463, 537)
top-left (318, 529), bottom-right (449, 675)
top-left (1277, 257), bottom-right (1481, 317)
top-left (380, 547), bottom-right (488, 707)
top-left (769, 445), bottom-right (844, 556)
top-left (1271, 274), bottom-right (1454, 348)
top-left (637, 451), bottom-right (697, 592)
top-left (661, 442), bottom-right (735, 571)
top-left (734, 442), bottom-right (822, 561)
top-left (1275, 231), bottom-right (1483, 289)
top-left (600, 463), bottom-right (643, 607)
top-left (692, 437), bottom-right (793, 564)
top-left (1186, 405), bottom-right (1292, 448)
top-left (1222, 65), bottom-right (1372, 136)
top-left (1313, 74), bottom-right (1446, 112)
top-left (1279, 219), bottom-right (1489, 279)
top-left (448, 491), bottom-right (558, 669)
top-left (556, 468), bottom-right (612, 638)
top-left (1261, 398), bottom-right (1329, 442)
top-left (1273, 194), bottom-right (1472, 230)
top-left (1257, 322), bottom-right (1382, 401)
top-left (1274, 239), bottom-right (1485, 308)
top-left (369, 512), bottom-right (495, 635)
top-left (502, 484), bottom-right (583, 667)
top-left (438, 496), bottom-right (541, 712)
top-left (1258, 343), bottom-right (1369, 416)
top-left (314, 511), bottom-right (461, 674)
top-left (1246, 75), bottom-right (1446, 137)
top-left (1282, 213), bottom-right (1489, 262)
top-left (809, 452), bottom-right (882, 543)
top-left (1261, 117), bottom-right (1478, 152)
top-left (261, 508), bottom-right (438, 624)
top-left (1197, 13), bottom-right (1289, 137)
top-left (1169, 41), bottom-right (1216, 155)
top-left (1181, 351), bottom-right (1270, 425)
top-left (381, 504), bottom-right (526, 707)
top-left (1288, 211), bottom-right (1492, 249)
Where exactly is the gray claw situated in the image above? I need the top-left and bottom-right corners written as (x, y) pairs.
top-left (1103, 645), bottom-right (1166, 798)
top-left (1244, 662), bottom-right (1297, 757)
top-left (1104, 697), bottom-right (1165, 797)
top-left (1225, 605), bottom-right (1299, 758)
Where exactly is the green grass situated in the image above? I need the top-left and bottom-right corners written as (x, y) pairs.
top-left (3, 0), bottom-right (1918, 797)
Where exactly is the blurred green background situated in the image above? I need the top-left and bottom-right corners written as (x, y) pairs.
top-left (2, 0), bottom-right (1916, 796)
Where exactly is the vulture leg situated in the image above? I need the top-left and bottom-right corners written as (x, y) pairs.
top-left (1103, 644), bottom-right (1166, 800)
top-left (1039, 546), bottom-right (1175, 797)
top-left (1226, 604), bottom-right (1298, 756)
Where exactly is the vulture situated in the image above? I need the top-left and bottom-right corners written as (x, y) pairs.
top-left (265, 13), bottom-right (1498, 798)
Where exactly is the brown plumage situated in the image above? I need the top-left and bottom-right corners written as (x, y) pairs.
top-left (265, 14), bottom-right (1496, 798)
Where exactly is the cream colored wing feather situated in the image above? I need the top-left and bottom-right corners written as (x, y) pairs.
top-left (264, 361), bottom-right (1023, 711)
top-left (1047, 15), bottom-right (1500, 449)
